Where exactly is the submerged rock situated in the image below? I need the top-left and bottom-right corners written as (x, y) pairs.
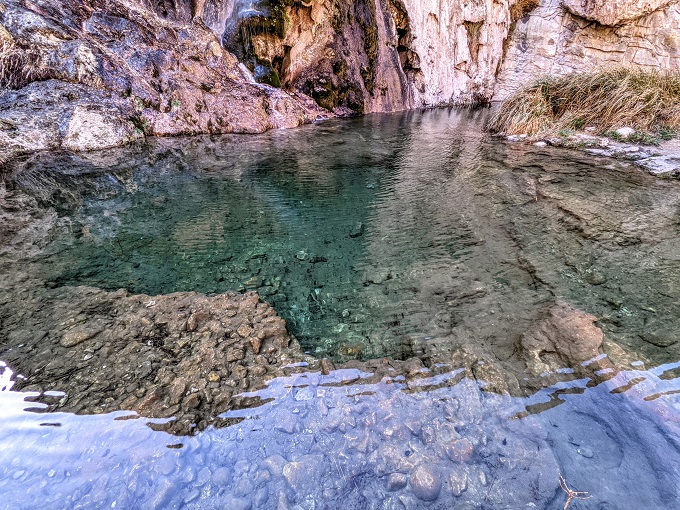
top-left (409, 464), bottom-right (442, 501)
top-left (520, 301), bottom-right (605, 377)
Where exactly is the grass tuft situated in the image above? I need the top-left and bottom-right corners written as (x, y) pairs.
top-left (488, 68), bottom-right (680, 141)
top-left (510, 0), bottom-right (540, 23)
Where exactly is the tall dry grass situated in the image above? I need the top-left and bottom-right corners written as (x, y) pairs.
top-left (488, 68), bottom-right (680, 137)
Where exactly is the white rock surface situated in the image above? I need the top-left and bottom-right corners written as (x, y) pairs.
top-left (562, 0), bottom-right (678, 26)
top-left (637, 155), bottom-right (680, 177)
top-left (495, 0), bottom-right (680, 100)
top-left (615, 127), bottom-right (636, 139)
top-left (399, 0), bottom-right (514, 106)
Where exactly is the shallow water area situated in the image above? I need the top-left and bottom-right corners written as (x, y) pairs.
top-left (2, 109), bottom-right (680, 508)
top-left (2, 361), bottom-right (680, 509)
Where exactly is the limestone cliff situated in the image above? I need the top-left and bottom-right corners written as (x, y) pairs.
top-left (221, 0), bottom-right (522, 112)
top-left (2, 0), bottom-right (680, 160)
top-left (495, 0), bottom-right (680, 99)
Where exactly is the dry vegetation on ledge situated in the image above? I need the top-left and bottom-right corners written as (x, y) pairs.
top-left (488, 68), bottom-right (680, 141)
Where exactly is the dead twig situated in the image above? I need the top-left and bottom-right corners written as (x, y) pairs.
top-left (560, 474), bottom-right (592, 510)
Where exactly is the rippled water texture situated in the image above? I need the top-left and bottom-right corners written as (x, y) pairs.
top-left (2, 109), bottom-right (680, 508)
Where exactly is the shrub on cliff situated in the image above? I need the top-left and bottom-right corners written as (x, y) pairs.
top-left (488, 68), bottom-right (680, 139)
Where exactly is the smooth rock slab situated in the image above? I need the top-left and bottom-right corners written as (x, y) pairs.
top-left (637, 155), bottom-right (680, 178)
top-left (409, 464), bottom-right (442, 501)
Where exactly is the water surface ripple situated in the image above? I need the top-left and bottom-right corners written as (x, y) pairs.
top-left (1, 109), bottom-right (680, 508)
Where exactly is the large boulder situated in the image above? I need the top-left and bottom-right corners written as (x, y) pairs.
top-left (0, 0), bottom-right (324, 162)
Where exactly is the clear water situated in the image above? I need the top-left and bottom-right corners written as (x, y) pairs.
top-left (3, 109), bottom-right (680, 509)
top-left (15, 109), bottom-right (680, 363)
top-left (2, 359), bottom-right (680, 509)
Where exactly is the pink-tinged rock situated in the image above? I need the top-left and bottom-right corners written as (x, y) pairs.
top-left (562, 0), bottom-right (676, 26)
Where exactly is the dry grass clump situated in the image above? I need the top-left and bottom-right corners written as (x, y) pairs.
top-left (488, 68), bottom-right (680, 138)
top-left (0, 40), bottom-right (53, 90)
top-left (510, 0), bottom-right (540, 23)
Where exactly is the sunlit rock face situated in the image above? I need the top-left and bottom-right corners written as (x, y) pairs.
top-left (4, 0), bottom-right (680, 158)
top-left (222, 0), bottom-right (520, 112)
top-left (398, 0), bottom-right (514, 106)
top-left (495, 0), bottom-right (680, 99)
top-left (0, 0), bottom-right (325, 163)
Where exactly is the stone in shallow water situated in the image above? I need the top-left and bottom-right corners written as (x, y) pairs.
top-left (585, 271), bottom-right (607, 286)
top-left (386, 472), bottom-right (408, 491)
top-left (60, 327), bottom-right (101, 347)
top-left (640, 327), bottom-right (679, 347)
top-left (409, 464), bottom-right (441, 501)
top-left (282, 455), bottom-right (324, 491)
top-left (349, 222), bottom-right (365, 238)
top-left (445, 438), bottom-right (474, 463)
top-left (449, 468), bottom-right (468, 497)
top-left (237, 324), bottom-right (254, 338)
top-left (221, 495), bottom-right (251, 510)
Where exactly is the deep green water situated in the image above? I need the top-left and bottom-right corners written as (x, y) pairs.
top-left (14, 108), bottom-right (680, 364)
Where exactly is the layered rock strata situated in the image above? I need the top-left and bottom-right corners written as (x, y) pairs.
top-left (495, 0), bottom-right (680, 99)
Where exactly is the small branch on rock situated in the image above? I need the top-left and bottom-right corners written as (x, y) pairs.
top-left (560, 474), bottom-right (592, 509)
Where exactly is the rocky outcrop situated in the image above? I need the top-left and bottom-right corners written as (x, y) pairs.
top-left (0, 0), bottom-right (535, 160)
top-left (397, 0), bottom-right (516, 106)
top-left (495, 0), bottom-right (680, 99)
top-left (225, 0), bottom-right (523, 112)
top-left (0, 0), bottom-right (325, 163)
top-left (562, 0), bottom-right (677, 26)
top-left (520, 300), bottom-right (605, 377)
top-left (3, 0), bottom-right (680, 159)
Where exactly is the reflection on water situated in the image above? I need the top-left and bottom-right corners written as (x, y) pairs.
top-left (11, 109), bottom-right (680, 364)
top-left (2, 108), bottom-right (680, 508)
top-left (2, 361), bottom-right (680, 509)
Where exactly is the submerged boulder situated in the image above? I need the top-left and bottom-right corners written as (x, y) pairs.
top-left (520, 300), bottom-right (605, 377)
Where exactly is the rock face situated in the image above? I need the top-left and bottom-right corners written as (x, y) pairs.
top-left (495, 0), bottom-right (680, 99)
top-left (0, 0), bottom-right (325, 163)
top-left (397, 0), bottom-right (517, 106)
top-left (223, 0), bottom-right (523, 112)
top-left (4, 0), bottom-right (680, 160)
top-left (562, 0), bottom-right (677, 26)
top-left (0, 81), bottom-right (142, 161)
